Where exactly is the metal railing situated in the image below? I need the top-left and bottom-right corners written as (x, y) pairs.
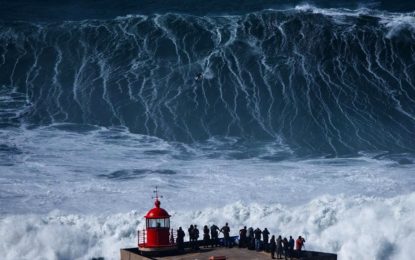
top-left (137, 229), bottom-right (147, 245)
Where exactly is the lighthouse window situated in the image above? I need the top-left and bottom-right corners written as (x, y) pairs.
top-left (147, 218), bottom-right (170, 228)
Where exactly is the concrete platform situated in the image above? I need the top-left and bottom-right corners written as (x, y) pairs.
top-left (120, 247), bottom-right (337, 260)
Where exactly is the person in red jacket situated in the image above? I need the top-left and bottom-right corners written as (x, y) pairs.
top-left (295, 236), bottom-right (305, 258)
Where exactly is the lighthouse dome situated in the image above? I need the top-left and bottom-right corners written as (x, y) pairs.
top-left (145, 199), bottom-right (170, 219)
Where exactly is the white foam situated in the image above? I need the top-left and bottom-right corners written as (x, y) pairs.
top-left (1, 193), bottom-right (415, 260)
top-left (0, 211), bottom-right (141, 260)
top-left (293, 3), bottom-right (415, 39)
top-left (381, 15), bottom-right (415, 39)
top-left (294, 4), bottom-right (365, 17)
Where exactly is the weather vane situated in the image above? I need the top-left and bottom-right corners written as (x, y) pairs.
top-left (152, 186), bottom-right (163, 200)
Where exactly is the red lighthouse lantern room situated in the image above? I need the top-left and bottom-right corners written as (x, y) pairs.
top-left (138, 188), bottom-right (176, 253)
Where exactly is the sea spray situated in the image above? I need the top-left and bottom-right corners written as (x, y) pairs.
top-left (1, 194), bottom-right (415, 260)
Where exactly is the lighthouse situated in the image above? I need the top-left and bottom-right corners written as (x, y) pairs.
top-left (137, 187), bottom-right (177, 253)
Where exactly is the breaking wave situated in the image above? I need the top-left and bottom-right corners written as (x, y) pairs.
top-left (1, 6), bottom-right (415, 156)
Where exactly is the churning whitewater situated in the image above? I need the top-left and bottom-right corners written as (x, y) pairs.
top-left (0, 2), bottom-right (415, 260)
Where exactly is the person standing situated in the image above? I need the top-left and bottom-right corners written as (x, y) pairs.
top-left (270, 235), bottom-right (276, 259)
top-left (193, 225), bottom-right (200, 250)
top-left (254, 228), bottom-right (262, 251)
top-left (276, 235), bottom-right (283, 259)
top-left (288, 236), bottom-right (295, 258)
top-left (220, 223), bottom-right (231, 247)
top-left (210, 224), bottom-right (220, 247)
top-left (295, 236), bottom-right (305, 258)
top-left (262, 228), bottom-right (270, 251)
top-left (247, 227), bottom-right (254, 250)
top-left (203, 225), bottom-right (210, 248)
top-left (283, 237), bottom-right (289, 260)
top-left (188, 225), bottom-right (194, 249)
top-left (176, 227), bottom-right (185, 251)
top-left (239, 226), bottom-right (247, 248)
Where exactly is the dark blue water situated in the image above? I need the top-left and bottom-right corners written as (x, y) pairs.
top-left (0, 1), bottom-right (414, 156)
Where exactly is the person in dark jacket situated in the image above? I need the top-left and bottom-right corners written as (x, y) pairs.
top-left (220, 223), bottom-right (231, 247)
top-left (288, 236), bottom-right (295, 258)
top-left (210, 224), bottom-right (220, 247)
top-left (177, 227), bottom-right (185, 251)
top-left (262, 228), bottom-right (270, 251)
top-left (276, 235), bottom-right (283, 259)
top-left (254, 228), bottom-right (262, 251)
top-left (239, 226), bottom-right (247, 248)
top-left (203, 225), bottom-right (210, 248)
top-left (270, 235), bottom-right (276, 259)
top-left (188, 225), bottom-right (194, 249)
top-left (283, 237), bottom-right (289, 260)
top-left (247, 227), bottom-right (254, 250)
top-left (193, 225), bottom-right (200, 250)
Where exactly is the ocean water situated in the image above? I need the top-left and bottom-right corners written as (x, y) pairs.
top-left (1, 1), bottom-right (415, 259)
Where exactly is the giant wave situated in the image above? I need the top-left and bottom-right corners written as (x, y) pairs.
top-left (1, 6), bottom-right (415, 156)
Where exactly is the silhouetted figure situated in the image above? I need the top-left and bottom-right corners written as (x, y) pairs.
top-left (193, 225), bottom-right (200, 250)
top-left (188, 225), bottom-right (195, 249)
top-left (276, 235), bottom-right (283, 259)
top-left (270, 235), bottom-right (276, 259)
top-left (220, 223), bottom-right (231, 247)
top-left (203, 225), bottom-right (210, 248)
top-left (288, 236), bottom-right (294, 258)
top-left (283, 237), bottom-right (289, 260)
top-left (177, 227), bottom-right (185, 251)
top-left (194, 72), bottom-right (203, 82)
top-left (254, 228), bottom-right (262, 251)
top-left (210, 224), bottom-right (220, 247)
top-left (247, 227), bottom-right (254, 250)
top-left (239, 226), bottom-right (247, 248)
top-left (263, 228), bottom-right (270, 251)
